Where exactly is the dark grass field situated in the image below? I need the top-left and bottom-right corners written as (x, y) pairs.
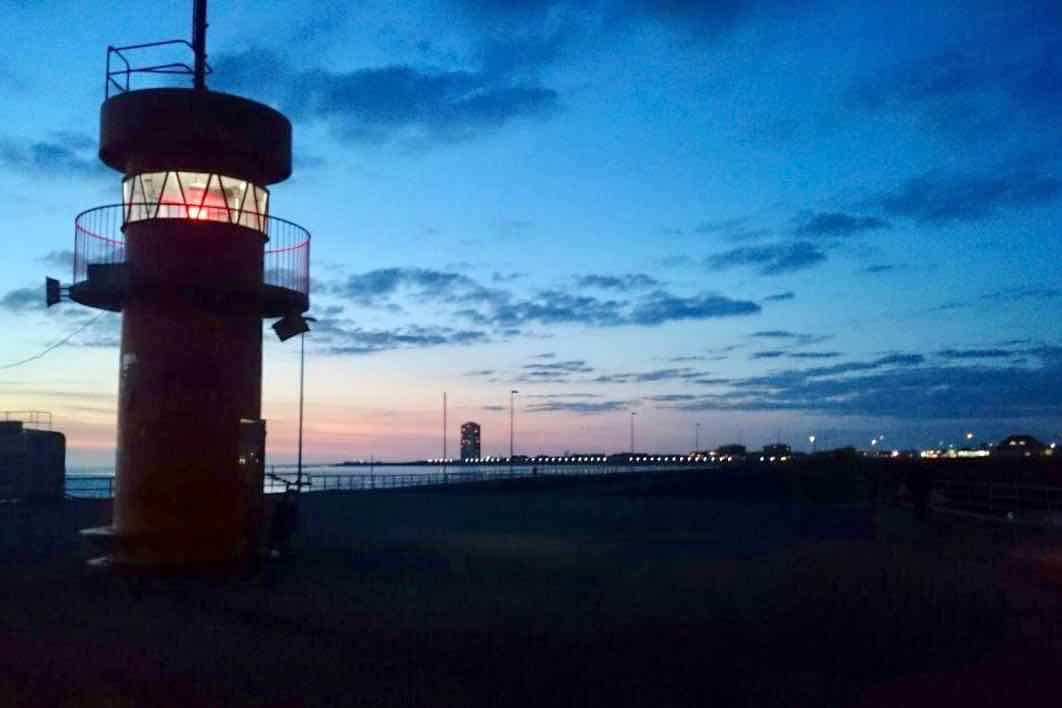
top-left (1, 468), bottom-right (1060, 706)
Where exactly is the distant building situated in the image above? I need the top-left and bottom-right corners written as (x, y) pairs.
top-left (0, 419), bottom-right (65, 501)
top-left (460, 422), bottom-right (481, 461)
top-left (994, 434), bottom-right (1047, 458)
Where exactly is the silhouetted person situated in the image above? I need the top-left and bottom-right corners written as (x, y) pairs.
top-left (907, 465), bottom-right (931, 520)
top-left (269, 489), bottom-right (299, 558)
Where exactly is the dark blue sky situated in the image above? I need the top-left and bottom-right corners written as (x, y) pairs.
top-left (1, 0), bottom-right (1061, 462)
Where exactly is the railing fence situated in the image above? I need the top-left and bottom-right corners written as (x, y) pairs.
top-left (67, 463), bottom-right (713, 500)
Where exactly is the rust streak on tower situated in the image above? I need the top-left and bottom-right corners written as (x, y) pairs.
top-left (62, 2), bottom-right (311, 565)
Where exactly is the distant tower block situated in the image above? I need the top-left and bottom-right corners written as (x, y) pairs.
top-left (65, 3), bottom-right (311, 565)
top-left (461, 422), bottom-right (481, 461)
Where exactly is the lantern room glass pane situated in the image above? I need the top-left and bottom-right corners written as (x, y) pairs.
top-left (239, 185), bottom-right (262, 231)
top-left (255, 186), bottom-right (269, 219)
top-left (218, 176), bottom-right (247, 223)
top-left (158, 171), bottom-right (186, 219)
top-left (140, 172), bottom-right (165, 212)
top-left (178, 172), bottom-right (209, 209)
top-left (189, 174), bottom-right (229, 223)
top-left (125, 176), bottom-right (144, 222)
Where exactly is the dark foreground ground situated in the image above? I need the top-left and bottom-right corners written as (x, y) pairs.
top-left (2, 469), bottom-right (1061, 706)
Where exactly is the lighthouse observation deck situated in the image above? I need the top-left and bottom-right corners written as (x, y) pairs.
top-left (70, 200), bottom-right (310, 317)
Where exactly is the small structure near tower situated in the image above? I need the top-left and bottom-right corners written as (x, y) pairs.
top-left (0, 412), bottom-right (65, 502)
top-left (49, 1), bottom-right (311, 565)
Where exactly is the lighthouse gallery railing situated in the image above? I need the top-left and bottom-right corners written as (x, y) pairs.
top-left (73, 204), bottom-right (310, 299)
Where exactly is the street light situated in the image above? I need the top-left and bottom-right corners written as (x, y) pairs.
top-left (695, 422), bottom-right (701, 452)
top-left (296, 315), bottom-right (317, 491)
top-left (809, 434), bottom-right (816, 453)
top-left (509, 389), bottom-right (519, 465)
top-left (630, 411), bottom-right (637, 455)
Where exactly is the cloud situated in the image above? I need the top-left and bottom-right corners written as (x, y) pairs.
top-left (627, 291), bottom-right (761, 325)
top-left (616, 0), bottom-right (760, 41)
top-left (472, 289), bottom-right (625, 328)
top-left (854, 52), bottom-right (984, 112)
top-left (657, 255), bottom-right (694, 269)
top-left (0, 132), bottom-right (106, 179)
top-left (787, 351), bottom-right (843, 360)
top-left (862, 264), bottom-right (896, 274)
top-left (333, 267), bottom-right (507, 308)
top-left (741, 353), bottom-right (925, 384)
top-left (453, 0), bottom-right (774, 44)
top-left (320, 322), bottom-right (489, 355)
top-left (982, 287), bottom-right (1062, 304)
top-left (752, 349), bottom-right (841, 360)
top-left (462, 287), bottom-right (761, 330)
top-left (667, 353), bottom-right (1062, 420)
top-left (36, 250), bottom-right (74, 269)
top-left (852, 31), bottom-right (1062, 144)
top-left (694, 217), bottom-right (771, 242)
top-left (0, 287), bottom-right (40, 313)
top-left (747, 330), bottom-right (831, 347)
top-left (649, 346), bottom-right (1062, 420)
top-left (524, 399), bottom-right (633, 415)
top-left (690, 377), bottom-right (733, 385)
top-left (794, 212), bottom-right (890, 238)
top-left (522, 359), bottom-right (594, 374)
top-left (643, 394), bottom-right (698, 402)
top-left (931, 285), bottom-right (1062, 313)
top-left (213, 49), bottom-right (558, 147)
top-left (330, 267), bottom-right (763, 343)
top-left (481, 405), bottom-right (506, 412)
top-left (516, 359), bottom-right (596, 383)
top-left (575, 273), bottom-right (661, 291)
top-left (464, 369), bottom-right (496, 377)
top-left (762, 291), bottom-right (795, 302)
top-left (705, 241), bottom-right (827, 275)
top-left (937, 348), bottom-right (1017, 360)
top-left (870, 168), bottom-right (1060, 225)
top-left (524, 393), bottom-right (600, 399)
top-left (591, 367), bottom-right (705, 384)
top-left (476, 23), bottom-right (577, 78)
top-left (529, 352), bottom-right (556, 359)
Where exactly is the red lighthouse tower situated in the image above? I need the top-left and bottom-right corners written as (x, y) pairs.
top-left (55, 2), bottom-right (311, 565)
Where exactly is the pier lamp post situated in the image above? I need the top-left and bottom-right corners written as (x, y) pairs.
top-left (509, 389), bottom-right (519, 467)
top-left (695, 422), bottom-right (701, 452)
top-left (809, 434), bottom-right (816, 453)
top-left (295, 316), bottom-right (317, 491)
top-left (630, 411), bottom-right (637, 455)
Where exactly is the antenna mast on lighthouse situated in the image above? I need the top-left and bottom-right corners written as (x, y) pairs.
top-left (192, 0), bottom-right (208, 90)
